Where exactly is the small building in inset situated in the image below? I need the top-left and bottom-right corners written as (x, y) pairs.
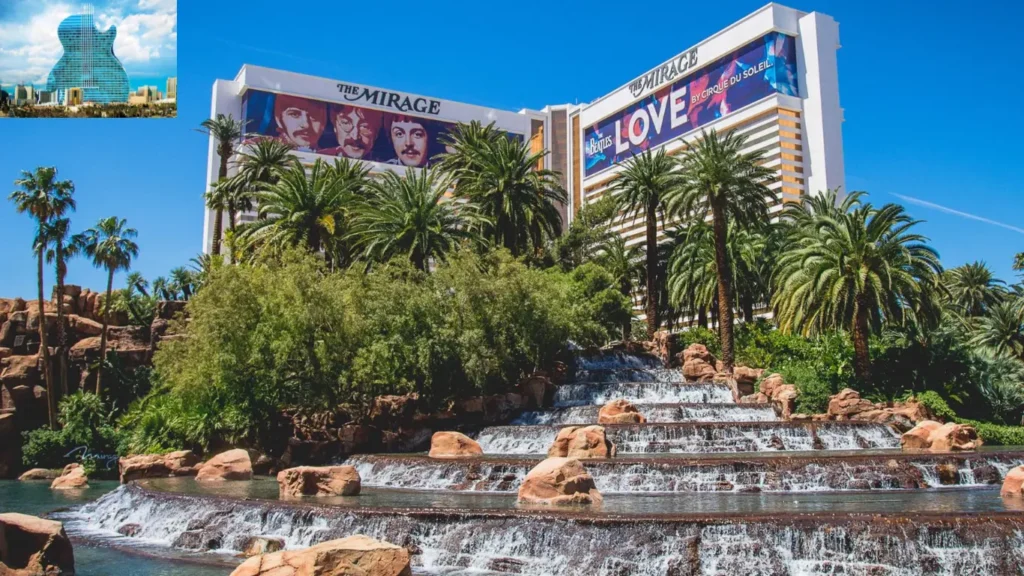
top-left (128, 85), bottom-right (160, 105)
top-left (64, 87), bottom-right (83, 106)
top-left (166, 77), bottom-right (177, 100)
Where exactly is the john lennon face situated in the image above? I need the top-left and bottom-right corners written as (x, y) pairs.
top-left (334, 106), bottom-right (382, 159)
top-left (274, 95), bottom-right (326, 150)
top-left (389, 119), bottom-right (428, 166)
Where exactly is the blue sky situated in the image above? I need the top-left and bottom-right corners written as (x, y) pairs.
top-left (0, 0), bottom-right (176, 91)
top-left (1, 0), bottom-right (1022, 298)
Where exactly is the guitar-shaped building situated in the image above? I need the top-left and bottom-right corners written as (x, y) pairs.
top-left (46, 12), bottom-right (130, 105)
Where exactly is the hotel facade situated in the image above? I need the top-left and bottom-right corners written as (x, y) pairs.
top-left (203, 3), bottom-right (843, 257)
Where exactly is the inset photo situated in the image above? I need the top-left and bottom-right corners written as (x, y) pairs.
top-left (0, 0), bottom-right (176, 118)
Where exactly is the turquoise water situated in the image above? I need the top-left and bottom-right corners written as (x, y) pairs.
top-left (0, 480), bottom-right (231, 576)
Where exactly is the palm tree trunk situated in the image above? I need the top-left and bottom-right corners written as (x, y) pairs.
top-left (697, 307), bottom-right (707, 329)
top-left (36, 243), bottom-right (56, 429)
top-left (95, 269), bottom-right (114, 396)
top-left (620, 283), bottom-right (633, 340)
top-left (711, 202), bottom-right (735, 373)
top-left (211, 209), bottom-right (224, 256)
top-left (54, 243), bottom-right (69, 398)
top-left (852, 297), bottom-right (872, 385)
top-left (742, 292), bottom-right (754, 324)
top-left (644, 200), bottom-right (659, 335)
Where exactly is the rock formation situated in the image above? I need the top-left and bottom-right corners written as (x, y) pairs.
top-left (229, 534), bottom-right (412, 576)
top-left (0, 512), bottom-right (75, 575)
top-left (241, 536), bottom-right (285, 557)
top-left (428, 431), bottom-right (483, 459)
top-left (901, 420), bottom-right (982, 452)
top-left (597, 399), bottom-right (646, 424)
top-left (277, 465), bottom-right (361, 497)
top-left (118, 450), bottom-right (201, 483)
top-left (18, 468), bottom-right (58, 481)
top-left (195, 449), bottom-right (253, 482)
top-left (50, 463), bottom-right (88, 490)
top-left (517, 457), bottom-right (603, 506)
top-left (1001, 465), bottom-right (1024, 497)
top-left (818, 388), bottom-right (934, 432)
top-left (547, 425), bottom-right (616, 459)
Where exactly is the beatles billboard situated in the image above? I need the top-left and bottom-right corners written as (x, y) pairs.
top-left (583, 32), bottom-right (799, 178)
top-left (242, 89), bottom-right (503, 168)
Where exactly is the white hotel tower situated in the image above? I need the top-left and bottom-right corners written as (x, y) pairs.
top-left (203, 3), bottom-right (844, 272)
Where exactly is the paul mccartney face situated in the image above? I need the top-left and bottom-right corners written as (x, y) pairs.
top-left (388, 119), bottom-right (428, 166)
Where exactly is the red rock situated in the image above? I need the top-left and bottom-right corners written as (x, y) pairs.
top-left (18, 468), bottom-right (59, 481)
top-left (0, 354), bottom-right (40, 386)
top-left (827, 388), bottom-right (875, 418)
top-left (0, 512), bottom-right (75, 575)
top-left (51, 463), bottom-right (88, 490)
top-left (774, 385), bottom-right (799, 420)
top-left (1001, 465), bottom-right (1024, 497)
top-left (681, 343), bottom-right (715, 364)
top-left (518, 375), bottom-right (554, 409)
top-left (229, 535), bottom-right (411, 576)
top-left (68, 314), bottom-right (104, 337)
top-left (547, 425), bottom-right (615, 459)
top-left (428, 431), bottom-right (483, 459)
top-left (597, 399), bottom-right (646, 424)
top-left (277, 465), bottom-right (361, 497)
top-left (517, 457), bottom-right (602, 506)
top-left (759, 373), bottom-right (785, 398)
top-left (929, 423), bottom-right (982, 452)
top-left (118, 450), bottom-right (201, 483)
top-left (682, 358), bottom-right (716, 382)
top-left (240, 536), bottom-right (285, 558)
top-left (195, 449), bottom-right (252, 482)
top-left (368, 393), bottom-right (419, 426)
top-left (901, 420), bottom-right (943, 450)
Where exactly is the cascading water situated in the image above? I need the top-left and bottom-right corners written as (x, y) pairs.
top-left (62, 350), bottom-right (1024, 574)
top-left (512, 403), bottom-right (779, 425)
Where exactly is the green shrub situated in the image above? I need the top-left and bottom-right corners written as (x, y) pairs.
top-left (23, 392), bottom-right (119, 474)
top-left (912, 390), bottom-right (959, 421)
top-left (777, 362), bottom-right (837, 414)
top-left (963, 421), bottom-right (1024, 446)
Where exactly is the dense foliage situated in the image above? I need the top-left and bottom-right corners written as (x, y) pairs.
top-left (117, 249), bottom-right (629, 453)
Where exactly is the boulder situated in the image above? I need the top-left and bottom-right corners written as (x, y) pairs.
top-left (118, 450), bottom-right (201, 483)
top-left (229, 534), bottom-right (411, 576)
top-left (195, 449), bottom-right (252, 482)
top-left (597, 399), bottom-right (646, 424)
top-left (0, 513), bottom-right (75, 575)
top-left (18, 468), bottom-right (58, 481)
top-left (929, 423), bottom-right (983, 452)
top-left (51, 463), bottom-right (88, 490)
top-left (0, 354), bottom-right (40, 386)
top-left (901, 420), bottom-right (981, 452)
top-left (682, 358), bottom-right (716, 382)
top-left (773, 385), bottom-right (799, 420)
top-left (367, 393), bottom-right (419, 427)
top-left (827, 388), bottom-right (875, 418)
top-left (517, 457), bottom-right (602, 506)
top-left (547, 425), bottom-right (615, 459)
top-left (732, 366), bottom-right (763, 395)
top-left (67, 314), bottom-right (104, 337)
top-left (518, 374), bottom-right (555, 409)
top-left (681, 343), bottom-right (715, 364)
top-left (759, 373), bottom-right (785, 398)
top-left (277, 466), bottom-right (361, 497)
top-left (1001, 465), bottom-right (1024, 497)
top-left (0, 348), bottom-right (11, 361)
top-left (428, 431), bottom-right (483, 459)
top-left (241, 536), bottom-right (286, 558)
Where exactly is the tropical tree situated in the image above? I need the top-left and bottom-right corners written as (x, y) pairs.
top-left (773, 192), bottom-right (943, 385)
top-left (170, 267), bottom-right (195, 300)
top-left (607, 149), bottom-right (681, 334)
top-left (349, 167), bottom-right (483, 271)
top-left (189, 253), bottom-right (223, 291)
top-left (39, 216), bottom-right (80, 397)
top-left (9, 167), bottom-right (76, 427)
top-left (151, 276), bottom-right (176, 301)
top-left (597, 235), bottom-right (642, 339)
top-left (230, 138), bottom-right (295, 196)
top-left (970, 300), bottom-right (1024, 360)
top-left (239, 158), bottom-right (368, 262)
top-left (197, 114), bottom-right (246, 255)
top-left (668, 129), bottom-right (775, 372)
top-left (440, 126), bottom-right (566, 257)
top-left (943, 261), bottom-right (1005, 318)
top-left (126, 271), bottom-right (149, 298)
top-left (76, 217), bottom-right (139, 395)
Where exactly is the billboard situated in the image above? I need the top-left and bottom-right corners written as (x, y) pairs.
top-left (242, 89), bottom-right (494, 168)
top-left (583, 32), bottom-right (799, 178)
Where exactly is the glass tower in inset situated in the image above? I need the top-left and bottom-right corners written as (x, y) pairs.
top-left (46, 7), bottom-right (129, 104)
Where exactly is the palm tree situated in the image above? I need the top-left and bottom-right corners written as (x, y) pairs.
top-left (668, 129), bottom-right (775, 372)
top-left (207, 179), bottom-right (253, 261)
top-left (76, 217), bottom-right (139, 395)
top-left (189, 253), bottom-right (222, 291)
top-left (773, 193), bottom-right (942, 385)
top-left (970, 300), bottom-right (1024, 360)
top-left (440, 127), bottom-right (566, 257)
top-left (197, 114), bottom-right (246, 255)
top-left (151, 276), bottom-right (176, 301)
top-left (944, 261), bottom-right (1005, 318)
top-left (169, 267), bottom-right (195, 300)
top-left (240, 158), bottom-right (368, 260)
top-left (597, 235), bottom-right (642, 339)
top-left (39, 217), bottom-right (80, 398)
top-left (349, 167), bottom-right (484, 271)
top-left (125, 271), bottom-right (149, 298)
top-left (9, 167), bottom-right (75, 428)
top-left (231, 138), bottom-right (296, 195)
top-left (607, 148), bottom-right (681, 335)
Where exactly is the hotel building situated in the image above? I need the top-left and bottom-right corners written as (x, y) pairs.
top-left (203, 3), bottom-right (844, 260)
